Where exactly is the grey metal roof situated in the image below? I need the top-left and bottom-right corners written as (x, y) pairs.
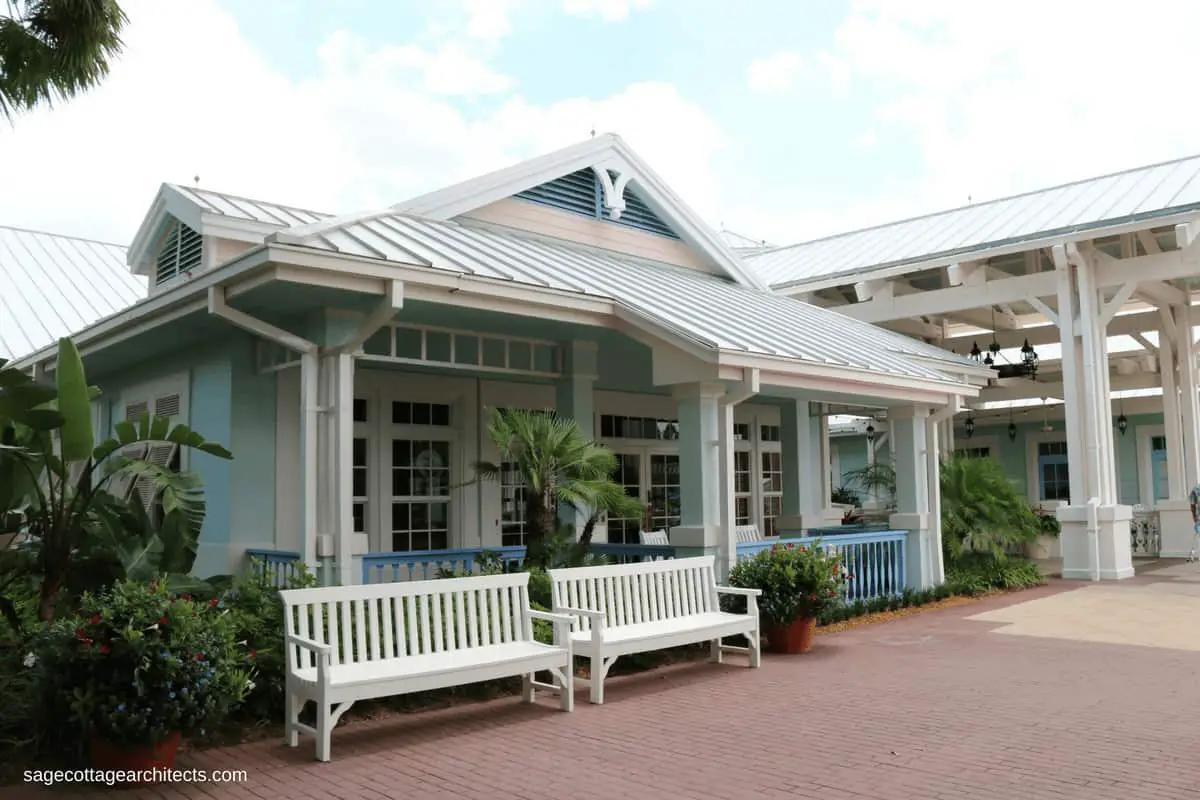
top-left (168, 185), bottom-right (329, 228)
top-left (747, 153), bottom-right (1200, 289)
top-left (280, 214), bottom-right (979, 383)
top-left (0, 225), bottom-right (144, 360)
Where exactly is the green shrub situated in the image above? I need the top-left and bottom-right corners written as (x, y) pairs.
top-left (945, 553), bottom-right (1044, 595)
top-left (30, 578), bottom-right (251, 752)
top-left (728, 541), bottom-right (849, 625)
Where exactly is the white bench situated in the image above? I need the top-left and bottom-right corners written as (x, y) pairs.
top-left (734, 524), bottom-right (775, 543)
top-left (639, 529), bottom-right (670, 546)
top-left (548, 555), bottom-right (761, 705)
top-left (281, 572), bottom-right (576, 761)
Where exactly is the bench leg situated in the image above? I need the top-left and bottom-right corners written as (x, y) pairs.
top-left (315, 702), bottom-right (333, 762)
top-left (709, 637), bottom-right (723, 664)
top-left (522, 673), bottom-right (535, 703)
top-left (590, 656), bottom-right (615, 705)
top-left (749, 626), bottom-right (762, 668)
top-left (560, 666), bottom-right (574, 712)
top-left (285, 691), bottom-right (303, 748)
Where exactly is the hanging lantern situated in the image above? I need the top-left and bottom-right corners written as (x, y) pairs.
top-left (1116, 413), bottom-right (1128, 436)
top-left (1007, 421), bottom-right (1017, 441)
top-left (866, 422), bottom-right (875, 442)
top-left (965, 415), bottom-right (976, 438)
top-left (1020, 339), bottom-right (1039, 379)
top-left (969, 341), bottom-right (983, 363)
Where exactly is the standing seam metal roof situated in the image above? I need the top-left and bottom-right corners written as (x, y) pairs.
top-left (746, 153), bottom-right (1200, 288)
top-left (0, 225), bottom-right (144, 360)
top-left (287, 215), bottom-right (979, 383)
top-left (167, 185), bottom-right (330, 228)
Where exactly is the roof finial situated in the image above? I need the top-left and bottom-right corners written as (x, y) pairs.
top-left (194, 175), bottom-right (200, 186)
top-left (589, 122), bottom-right (596, 138)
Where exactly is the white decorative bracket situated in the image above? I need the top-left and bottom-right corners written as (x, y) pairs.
top-left (592, 166), bottom-right (632, 220)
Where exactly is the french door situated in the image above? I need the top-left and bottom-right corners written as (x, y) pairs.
top-left (385, 401), bottom-right (455, 552)
top-left (606, 449), bottom-right (681, 543)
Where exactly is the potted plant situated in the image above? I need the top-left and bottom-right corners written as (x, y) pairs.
top-left (728, 542), bottom-right (849, 654)
top-left (31, 578), bottom-right (251, 780)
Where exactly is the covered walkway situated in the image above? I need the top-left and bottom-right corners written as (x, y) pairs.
top-left (22, 566), bottom-right (1200, 799)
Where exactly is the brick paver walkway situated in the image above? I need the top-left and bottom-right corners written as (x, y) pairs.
top-left (11, 579), bottom-right (1200, 799)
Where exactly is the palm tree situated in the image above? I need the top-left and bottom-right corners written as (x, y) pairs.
top-left (939, 454), bottom-right (1039, 561)
top-left (0, 0), bottom-right (128, 120)
top-left (474, 408), bottom-right (641, 568)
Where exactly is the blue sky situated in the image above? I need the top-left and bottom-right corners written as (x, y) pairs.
top-left (2, 0), bottom-right (1197, 247)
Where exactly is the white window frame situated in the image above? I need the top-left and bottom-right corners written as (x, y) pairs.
top-left (1024, 430), bottom-right (1069, 508)
top-left (953, 434), bottom-right (1001, 462)
top-left (1136, 423), bottom-right (1167, 507)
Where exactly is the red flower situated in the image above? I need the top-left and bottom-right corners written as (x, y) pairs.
top-left (74, 627), bottom-right (86, 640)
top-left (181, 594), bottom-right (193, 602)
top-left (80, 640), bottom-right (92, 649)
top-left (194, 652), bottom-right (205, 661)
top-left (99, 645), bottom-right (110, 655)
top-left (809, 594), bottom-right (817, 601)
top-left (158, 617), bottom-right (167, 626)
top-left (208, 598), bottom-right (219, 607)
top-left (89, 614), bottom-right (101, 625)
top-left (248, 651), bottom-right (256, 660)
top-left (785, 543), bottom-right (796, 550)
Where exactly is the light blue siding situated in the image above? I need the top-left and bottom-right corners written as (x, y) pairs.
top-left (189, 351), bottom-right (234, 578)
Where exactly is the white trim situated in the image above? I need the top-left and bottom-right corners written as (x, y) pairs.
top-left (1024, 429), bottom-right (1069, 507)
top-left (1136, 423), bottom-right (1167, 508)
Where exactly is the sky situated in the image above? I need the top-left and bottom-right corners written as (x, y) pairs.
top-left (3, 0), bottom-right (1200, 250)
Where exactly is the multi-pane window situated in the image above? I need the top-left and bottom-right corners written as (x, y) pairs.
top-left (390, 438), bottom-right (451, 551)
top-left (1151, 435), bottom-right (1168, 502)
top-left (391, 401), bottom-right (451, 426)
top-left (607, 453), bottom-right (643, 544)
top-left (352, 437), bottom-right (368, 534)
top-left (648, 454), bottom-right (681, 532)
top-left (733, 423), bottom-right (751, 441)
top-left (760, 425), bottom-right (781, 443)
top-left (734, 450), bottom-right (753, 526)
top-left (599, 415), bottom-right (679, 440)
top-left (500, 461), bottom-right (527, 546)
top-left (761, 450), bottom-right (783, 536)
top-left (955, 446), bottom-right (991, 459)
top-left (1037, 441), bottom-right (1070, 502)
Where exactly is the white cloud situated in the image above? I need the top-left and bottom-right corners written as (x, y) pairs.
top-left (0, 0), bottom-right (725, 247)
top-left (561, 0), bottom-right (653, 22)
top-left (746, 51), bottom-right (804, 94)
top-left (803, 0), bottom-right (1200, 229)
top-left (462, 0), bottom-right (522, 41)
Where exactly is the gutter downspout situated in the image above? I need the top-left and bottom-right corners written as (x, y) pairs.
top-left (716, 368), bottom-right (760, 580)
top-left (926, 397), bottom-right (962, 586)
top-left (207, 287), bottom-right (322, 574)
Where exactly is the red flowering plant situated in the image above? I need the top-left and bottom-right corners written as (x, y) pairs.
top-left (29, 578), bottom-right (252, 749)
top-left (727, 540), bottom-right (851, 626)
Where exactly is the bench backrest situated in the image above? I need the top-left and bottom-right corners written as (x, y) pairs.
top-left (548, 555), bottom-right (718, 633)
top-left (280, 572), bottom-right (534, 670)
top-left (734, 525), bottom-right (764, 543)
top-left (639, 529), bottom-right (670, 546)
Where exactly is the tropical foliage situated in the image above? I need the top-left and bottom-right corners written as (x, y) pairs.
top-left (0, 0), bottom-right (128, 120)
top-left (472, 408), bottom-right (641, 568)
top-left (939, 454), bottom-right (1040, 560)
top-left (0, 338), bottom-right (231, 627)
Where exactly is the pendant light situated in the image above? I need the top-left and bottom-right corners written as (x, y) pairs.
top-left (1116, 397), bottom-right (1128, 436)
top-left (1007, 406), bottom-right (1017, 442)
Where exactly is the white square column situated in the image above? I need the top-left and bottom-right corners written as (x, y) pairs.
top-left (888, 406), bottom-right (936, 589)
top-left (778, 400), bottom-right (825, 531)
top-left (672, 383), bottom-right (725, 566)
top-left (556, 341), bottom-right (599, 540)
top-left (318, 352), bottom-right (358, 586)
top-left (1157, 303), bottom-right (1200, 558)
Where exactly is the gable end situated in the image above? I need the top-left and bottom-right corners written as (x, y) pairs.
top-left (514, 169), bottom-right (680, 240)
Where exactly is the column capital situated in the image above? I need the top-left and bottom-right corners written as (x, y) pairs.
top-left (888, 405), bottom-right (931, 421)
top-left (561, 339), bottom-right (599, 381)
top-left (671, 381), bottom-right (727, 400)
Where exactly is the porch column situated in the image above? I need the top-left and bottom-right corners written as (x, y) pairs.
top-left (779, 400), bottom-right (824, 530)
top-left (889, 406), bottom-right (935, 589)
top-left (319, 352), bottom-right (357, 585)
top-left (819, 415), bottom-right (838, 523)
top-left (1157, 304), bottom-right (1197, 557)
top-left (299, 352), bottom-right (320, 573)
top-left (556, 340), bottom-right (599, 540)
top-left (1052, 245), bottom-right (1133, 580)
top-left (1176, 303), bottom-right (1200, 490)
top-left (673, 383), bottom-right (723, 566)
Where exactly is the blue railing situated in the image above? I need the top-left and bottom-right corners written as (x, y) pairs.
top-left (245, 548), bottom-right (302, 588)
top-left (735, 529), bottom-right (908, 603)
top-left (361, 546), bottom-right (528, 584)
top-left (588, 542), bottom-right (677, 563)
top-left (804, 523), bottom-right (894, 536)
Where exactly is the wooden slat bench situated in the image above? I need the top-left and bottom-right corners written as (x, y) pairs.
top-left (281, 572), bottom-right (576, 761)
top-left (548, 555), bottom-right (761, 704)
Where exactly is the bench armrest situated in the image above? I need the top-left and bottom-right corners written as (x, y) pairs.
top-left (556, 605), bottom-right (606, 621)
top-left (716, 586), bottom-right (762, 597)
top-left (285, 633), bottom-right (333, 680)
top-left (529, 609), bottom-right (578, 627)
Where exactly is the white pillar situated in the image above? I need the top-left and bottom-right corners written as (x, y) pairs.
top-left (1158, 304), bottom-right (1198, 557)
top-left (925, 417), bottom-right (945, 585)
top-left (779, 400), bottom-right (823, 530)
top-left (333, 353), bottom-right (355, 586)
top-left (1054, 248), bottom-right (1133, 579)
top-left (889, 406), bottom-right (935, 589)
top-left (717, 399), bottom-right (736, 579)
top-left (556, 341), bottom-right (598, 539)
top-left (300, 351), bottom-right (320, 572)
top-left (673, 383), bottom-right (724, 562)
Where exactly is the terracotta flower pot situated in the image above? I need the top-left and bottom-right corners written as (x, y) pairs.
top-left (90, 731), bottom-right (182, 782)
top-left (765, 617), bottom-right (816, 654)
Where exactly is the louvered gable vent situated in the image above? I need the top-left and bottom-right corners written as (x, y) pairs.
top-left (514, 169), bottom-right (680, 239)
top-left (155, 218), bottom-right (203, 285)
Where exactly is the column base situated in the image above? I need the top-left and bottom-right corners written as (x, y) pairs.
top-left (889, 513), bottom-right (935, 589)
top-left (1155, 502), bottom-right (1195, 559)
top-left (1055, 504), bottom-right (1135, 580)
